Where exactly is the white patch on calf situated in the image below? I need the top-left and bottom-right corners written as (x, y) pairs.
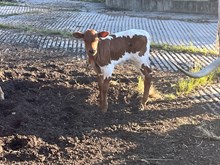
top-left (100, 29), bottom-right (151, 79)
top-left (100, 51), bottom-right (151, 79)
top-left (105, 29), bottom-right (151, 41)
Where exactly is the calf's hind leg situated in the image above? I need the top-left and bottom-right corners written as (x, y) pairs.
top-left (140, 65), bottom-right (152, 110)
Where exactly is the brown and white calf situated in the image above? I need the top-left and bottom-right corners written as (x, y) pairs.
top-left (73, 29), bottom-right (152, 112)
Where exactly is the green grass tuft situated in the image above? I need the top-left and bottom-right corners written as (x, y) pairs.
top-left (0, 23), bottom-right (72, 37)
top-left (176, 65), bottom-right (220, 95)
top-left (163, 93), bottom-right (177, 100)
top-left (137, 76), bottom-right (144, 94)
top-left (151, 42), bottom-right (218, 56)
top-left (0, 23), bottom-right (17, 29)
top-left (75, 0), bottom-right (105, 3)
top-left (0, 1), bottom-right (18, 6)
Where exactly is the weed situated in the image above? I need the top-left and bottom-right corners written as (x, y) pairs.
top-left (137, 76), bottom-right (162, 99)
top-left (0, 1), bottom-right (18, 6)
top-left (137, 76), bottom-right (144, 94)
top-left (176, 64), bottom-right (220, 95)
top-left (0, 13), bottom-right (20, 17)
top-left (163, 93), bottom-right (177, 100)
top-left (0, 10), bottom-right (43, 17)
top-left (38, 29), bottom-right (72, 37)
top-left (0, 23), bottom-right (72, 37)
top-left (151, 42), bottom-right (218, 56)
top-left (0, 23), bottom-right (17, 29)
top-left (74, 0), bottom-right (104, 3)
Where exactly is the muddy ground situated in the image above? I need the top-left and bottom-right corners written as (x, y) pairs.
top-left (0, 45), bottom-right (220, 165)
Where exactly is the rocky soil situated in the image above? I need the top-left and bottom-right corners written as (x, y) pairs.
top-left (0, 45), bottom-right (220, 164)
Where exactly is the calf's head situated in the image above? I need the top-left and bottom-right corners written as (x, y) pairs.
top-left (73, 29), bottom-right (109, 62)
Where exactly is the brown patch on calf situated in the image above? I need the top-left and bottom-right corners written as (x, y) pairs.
top-left (95, 35), bottom-right (148, 66)
top-left (127, 35), bottom-right (147, 56)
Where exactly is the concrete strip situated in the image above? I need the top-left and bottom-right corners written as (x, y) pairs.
top-left (0, 11), bottom-right (217, 50)
top-left (0, 6), bottom-right (48, 15)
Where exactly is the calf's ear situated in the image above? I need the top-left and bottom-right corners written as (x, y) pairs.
top-left (73, 32), bottom-right (84, 39)
top-left (98, 31), bottom-right (109, 38)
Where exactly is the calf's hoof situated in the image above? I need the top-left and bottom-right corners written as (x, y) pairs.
top-left (100, 104), bottom-right (108, 113)
top-left (139, 103), bottom-right (147, 111)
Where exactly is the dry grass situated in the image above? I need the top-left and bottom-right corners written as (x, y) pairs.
top-left (137, 76), bottom-right (162, 100)
top-left (197, 125), bottom-right (220, 141)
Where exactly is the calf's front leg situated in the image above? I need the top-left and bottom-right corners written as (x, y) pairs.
top-left (93, 64), bottom-right (103, 107)
top-left (100, 78), bottom-right (110, 113)
top-left (97, 74), bottom-right (103, 107)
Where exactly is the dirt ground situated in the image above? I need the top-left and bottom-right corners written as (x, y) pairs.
top-left (0, 44), bottom-right (220, 165)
